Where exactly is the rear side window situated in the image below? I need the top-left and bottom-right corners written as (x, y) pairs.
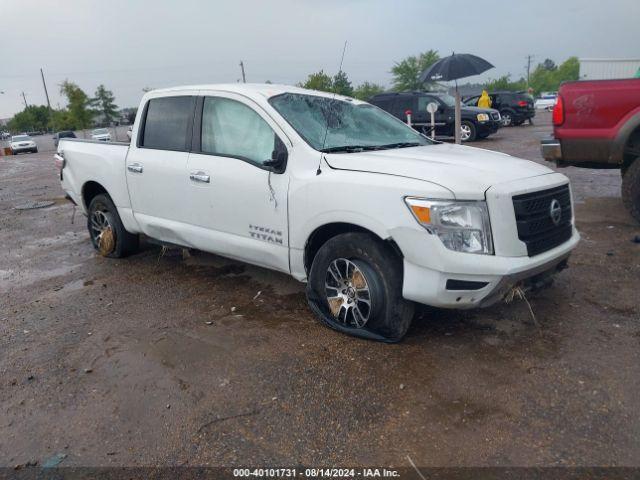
top-left (141, 96), bottom-right (194, 150)
top-left (201, 97), bottom-right (276, 166)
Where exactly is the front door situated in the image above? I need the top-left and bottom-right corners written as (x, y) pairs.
top-left (126, 94), bottom-right (196, 245)
top-left (184, 93), bottom-right (291, 273)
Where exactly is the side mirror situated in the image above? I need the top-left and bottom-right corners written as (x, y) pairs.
top-left (264, 137), bottom-right (288, 173)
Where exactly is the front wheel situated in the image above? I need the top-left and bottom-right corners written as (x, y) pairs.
top-left (622, 159), bottom-right (640, 223)
top-left (87, 194), bottom-right (139, 257)
top-left (306, 232), bottom-right (414, 342)
top-left (460, 121), bottom-right (477, 142)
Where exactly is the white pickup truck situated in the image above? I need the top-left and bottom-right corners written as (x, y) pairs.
top-left (56, 84), bottom-right (579, 342)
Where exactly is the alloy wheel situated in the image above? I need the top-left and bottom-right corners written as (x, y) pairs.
top-left (325, 258), bottom-right (372, 328)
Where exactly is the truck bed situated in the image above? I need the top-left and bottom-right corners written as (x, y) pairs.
top-left (58, 138), bottom-right (131, 215)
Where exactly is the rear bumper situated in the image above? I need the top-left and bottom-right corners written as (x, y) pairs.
top-left (541, 138), bottom-right (562, 162)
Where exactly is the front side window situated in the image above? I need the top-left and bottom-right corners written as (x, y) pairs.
top-left (269, 93), bottom-right (430, 152)
top-left (201, 97), bottom-right (277, 166)
top-left (142, 96), bottom-right (194, 150)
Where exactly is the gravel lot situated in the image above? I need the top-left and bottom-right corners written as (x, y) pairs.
top-left (1, 112), bottom-right (639, 468)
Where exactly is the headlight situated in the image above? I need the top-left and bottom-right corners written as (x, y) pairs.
top-left (404, 198), bottom-right (494, 254)
top-left (477, 113), bottom-right (490, 122)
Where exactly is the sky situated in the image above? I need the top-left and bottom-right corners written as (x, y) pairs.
top-left (1, 0), bottom-right (639, 118)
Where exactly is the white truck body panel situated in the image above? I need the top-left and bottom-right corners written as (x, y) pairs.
top-left (58, 83), bottom-right (579, 311)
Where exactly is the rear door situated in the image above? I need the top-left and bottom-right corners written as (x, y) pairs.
top-left (126, 94), bottom-right (196, 244)
top-left (184, 92), bottom-right (291, 273)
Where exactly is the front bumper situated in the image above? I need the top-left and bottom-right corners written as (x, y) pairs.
top-left (11, 145), bottom-right (37, 153)
top-left (399, 228), bottom-right (579, 309)
top-left (393, 173), bottom-right (579, 309)
top-left (477, 120), bottom-right (501, 135)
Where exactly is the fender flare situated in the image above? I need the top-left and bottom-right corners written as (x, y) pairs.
top-left (611, 109), bottom-right (640, 166)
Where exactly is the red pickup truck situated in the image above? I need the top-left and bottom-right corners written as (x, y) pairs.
top-left (541, 78), bottom-right (640, 221)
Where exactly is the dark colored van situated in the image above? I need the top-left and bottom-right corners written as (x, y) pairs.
top-left (370, 91), bottom-right (501, 142)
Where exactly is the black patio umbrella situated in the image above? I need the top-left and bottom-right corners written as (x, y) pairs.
top-left (419, 53), bottom-right (494, 143)
top-left (419, 53), bottom-right (494, 83)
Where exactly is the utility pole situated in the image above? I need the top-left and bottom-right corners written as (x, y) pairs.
top-left (525, 54), bottom-right (534, 88)
top-left (40, 68), bottom-right (51, 110)
top-left (21, 91), bottom-right (28, 108)
top-left (239, 61), bottom-right (246, 83)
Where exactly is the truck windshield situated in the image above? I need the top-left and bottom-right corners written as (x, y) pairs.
top-left (269, 93), bottom-right (431, 152)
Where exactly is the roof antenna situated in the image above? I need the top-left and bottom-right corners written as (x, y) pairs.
top-left (317, 40), bottom-right (348, 176)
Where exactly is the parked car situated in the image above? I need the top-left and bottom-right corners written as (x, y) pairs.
top-left (465, 91), bottom-right (535, 126)
top-left (56, 84), bottom-right (579, 342)
top-left (10, 134), bottom-right (38, 154)
top-left (370, 91), bottom-right (501, 142)
top-left (535, 92), bottom-right (558, 111)
top-left (53, 130), bottom-right (77, 147)
top-left (1, 131), bottom-right (11, 140)
top-left (541, 78), bottom-right (640, 222)
top-left (90, 128), bottom-right (111, 141)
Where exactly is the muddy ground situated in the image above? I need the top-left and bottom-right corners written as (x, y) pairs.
top-left (1, 112), bottom-right (639, 468)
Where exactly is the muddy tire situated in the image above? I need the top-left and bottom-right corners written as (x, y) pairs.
top-left (87, 194), bottom-right (139, 258)
top-left (307, 232), bottom-right (414, 342)
top-left (622, 158), bottom-right (640, 223)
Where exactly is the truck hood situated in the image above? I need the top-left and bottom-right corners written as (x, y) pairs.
top-left (324, 143), bottom-right (553, 199)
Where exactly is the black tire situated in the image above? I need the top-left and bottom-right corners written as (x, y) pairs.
top-left (622, 159), bottom-right (640, 223)
top-left (500, 110), bottom-right (514, 127)
top-left (87, 193), bottom-right (139, 258)
top-left (460, 120), bottom-right (477, 142)
top-left (306, 232), bottom-right (414, 342)
top-left (33, 148), bottom-right (38, 153)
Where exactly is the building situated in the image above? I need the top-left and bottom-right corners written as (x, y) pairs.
top-left (579, 58), bottom-right (640, 80)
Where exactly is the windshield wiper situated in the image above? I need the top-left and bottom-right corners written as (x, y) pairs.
top-left (374, 142), bottom-right (423, 150)
top-left (319, 145), bottom-right (376, 153)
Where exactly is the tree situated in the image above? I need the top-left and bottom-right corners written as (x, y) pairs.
top-left (90, 84), bottom-right (118, 125)
top-left (541, 58), bottom-right (557, 71)
top-left (60, 80), bottom-right (94, 130)
top-left (331, 71), bottom-right (353, 96)
top-left (353, 82), bottom-right (385, 101)
top-left (298, 70), bottom-right (334, 92)
top-left (484, 75), bottom-right (526, 92)
top-left (7, 105), bottom-right (51, 132)
top-left (390, 50), bottom-right (440, 91)
top-left (529, 56), bottom-right (579, 93)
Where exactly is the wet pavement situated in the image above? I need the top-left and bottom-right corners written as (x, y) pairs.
top-left (1, 112), bottom-right (639, 468)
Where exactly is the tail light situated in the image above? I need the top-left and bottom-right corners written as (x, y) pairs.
top-left (552, 95), bottom-right (564, 126)
top-left (54, 152), bottom-right (65, 170)
top-left (517, 100), bottom-right (528, 107)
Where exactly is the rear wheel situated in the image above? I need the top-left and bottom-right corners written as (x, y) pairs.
top-left (460, 121), bottom-right (477, 142)
top-left (87, 194), bottom-right (139, 257)
top-left (307, 232), bottom-right (414, 342)
top-left (622, 158), bottom-right (640, 223)
top-left (500, 110), bottom-right (514, 127)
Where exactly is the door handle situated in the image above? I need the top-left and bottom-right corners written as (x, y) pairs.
top-left (189, 171), bottom-right (210, 183)
top-left (127, 163), bottom-right (143, 173)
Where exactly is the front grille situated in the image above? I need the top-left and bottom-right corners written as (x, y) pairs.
top-left (491, 112), bottom-right (501, 121)
top-left (513, 184), bottom-right (573, 256)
